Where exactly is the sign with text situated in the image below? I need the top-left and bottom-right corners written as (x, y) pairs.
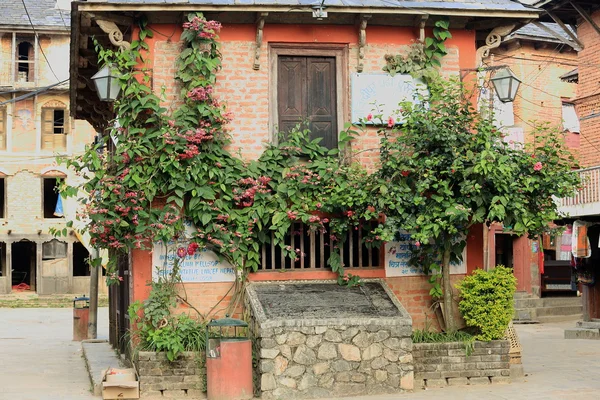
top-left (151, 219), bottom-right (235, 283)
top-left (351, 73), bottom-right (426, 124)
top-left (385, 232), bottom-right (467, 277)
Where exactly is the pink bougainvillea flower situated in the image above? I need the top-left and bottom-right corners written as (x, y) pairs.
top-left (177, 247), bottom-right (187, 258)
top-left (534, 162), bottom-right (543, 171)
top-left (387, 116), bottom-right (395, 128)
top-left (367, 113), bottom-right (373, 122)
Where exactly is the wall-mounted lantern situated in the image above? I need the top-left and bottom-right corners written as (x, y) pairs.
top-left (490, 67), bottom-right (521, 103)
top-left (91, 65), bottom-right (121, 102)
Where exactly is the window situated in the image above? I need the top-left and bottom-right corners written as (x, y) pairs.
top-left (271, 44), bottom-right (347, 151)
top-left (562, 102), bottom-right (580, 133)
top-left (0, 106), bottom-right (6, 150)
top-left (0, 178), bottom-right (5, 219)
top-left (15, 36), bottom-right (35, 84)
top-left (42, 178), bottom-right (62, 219)
top-left (41, 108), bottom-right (68, 151)
top-left (42, 239), bottom-right (67, 260)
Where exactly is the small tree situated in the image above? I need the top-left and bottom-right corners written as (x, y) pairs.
top-left (367, 76), bottom-right (579, 331)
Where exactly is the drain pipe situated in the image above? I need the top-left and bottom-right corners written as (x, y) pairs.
top-left (88, 248), bottom-right (99, 339)
top-left (483, 224), bottom-right (490, 271)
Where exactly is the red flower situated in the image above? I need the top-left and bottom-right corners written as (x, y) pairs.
top-left (367, 206), bottom-right (376, 213)
top-left (415, 241), bottom-right (421, 247)
top-left (387, 116), bottom-right (395, 128)
top-left (534, 162), bottom-right (543, 171)
top-left (401, 171), bottom-right (410, 177)
top-left (367, 113), bottom-right (373, 122)
top-left (177, 247), bottom-right (186, 258)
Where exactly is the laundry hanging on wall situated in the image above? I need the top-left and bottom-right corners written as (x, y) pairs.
top-left (53, 194), bottom-right (64, 217)
top-left (572, 220), bottom-right (591, 259)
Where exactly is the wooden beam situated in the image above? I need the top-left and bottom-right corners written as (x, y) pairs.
top-left (546, 10), bottom-right (584, 49)
top-left (570, 1), bottom-right (600, 38)
top-left (532, 21), bottom-right (582, 51)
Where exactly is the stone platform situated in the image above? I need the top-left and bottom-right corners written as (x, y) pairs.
top-left (245, 280), bottom-right (413, 400)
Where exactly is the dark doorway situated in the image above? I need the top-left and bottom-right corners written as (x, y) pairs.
top-left (73, 242), bottom-right (90, 276)
top-left (11, 241), bottom-right (36, 290)
top-left (43, 178), bottom-right (62, 218)
top-left (495, 233), bottom-right (517, 269)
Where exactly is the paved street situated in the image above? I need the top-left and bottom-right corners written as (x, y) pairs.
top-left (349, 320), bottom-right (600, 400)
top-left (0, 307), bottom-right (108, 400)
top-left (0, 310), bottom-right (599, 399)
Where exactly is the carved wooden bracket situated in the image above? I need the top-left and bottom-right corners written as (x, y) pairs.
top-left (357, 14), bottom-right (371, 72)
top-left (95, 19), bottom-right (131, 51)
top-left (476, 24), bottom-right (516, 64)
top-left (253, 13), bottom-right (268, 70)
top-left (415, 15), bottom-right (429, 43)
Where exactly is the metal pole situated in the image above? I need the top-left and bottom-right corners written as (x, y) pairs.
top-left (88, 249), bottom-right (99, 339)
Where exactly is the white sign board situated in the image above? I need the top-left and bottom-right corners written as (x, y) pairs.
top-left (351, 73), bottom-right (426, 124)
top-left (151, 219), bottom-right (235, 283)
top-left (385, 232), bottom-right (467, 277)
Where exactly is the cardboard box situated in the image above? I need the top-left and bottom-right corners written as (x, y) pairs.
top-left (102, 368), bottom-right (139, 399)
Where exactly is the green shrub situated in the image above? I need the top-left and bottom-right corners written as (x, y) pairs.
top-left (456, 265), bottom-right (516, 341)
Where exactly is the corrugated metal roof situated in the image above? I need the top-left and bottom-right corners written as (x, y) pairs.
top-left (0, 0), bottom-right (70, 29)
top-left (88, 0), bottom-right (537, 12)
top-left (509, 22), bottom-right (576, 42)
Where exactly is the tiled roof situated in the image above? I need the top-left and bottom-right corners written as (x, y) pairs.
top-left (87, 0), bottom-right (537, 12)
top-left (0, 0), bottom-right (70, 29)
top-left (509, 22), bottom-right (576, 42)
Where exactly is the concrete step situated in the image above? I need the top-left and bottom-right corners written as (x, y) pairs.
top-left (538, 314), bottom-right (583, 323)
top-left (514, 308), bottom-right (537, 321)
top-left (536, 305), bottom-right (583, 317)
top-left (542, 297), bottom-right (582, 307)
top-left (564, 328), bottom-right (600, 340)
top-left (513, 291), bottom-right (533, 299)
top-left (577, 321), bottom-right (600, 329)
top-left (514, 298), bottom-right (544, 309)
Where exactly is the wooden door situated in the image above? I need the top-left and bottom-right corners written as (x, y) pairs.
top-left (278, 56), bottom-right (337, 149)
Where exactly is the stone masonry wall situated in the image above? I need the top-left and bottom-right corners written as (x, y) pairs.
top-left (257, 324), bottom-right (413, 400)
top-left (413, 340), bottom-right (510, 389)
top-left (136, 351), bottom-right (206, 399)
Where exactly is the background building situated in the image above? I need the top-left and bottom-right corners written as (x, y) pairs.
top-left (0, 0), bottom-right (105, 295)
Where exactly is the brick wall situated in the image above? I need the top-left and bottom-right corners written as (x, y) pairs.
top-left (136, 351), bottom-right (206, 399)
top-left (413, 340), bottom-right (510, 388)
top-left (575, 10), bottom-right (600, 167)
top-left (134, 22), bottom-right (477, 326)
top-left (488, 41), bottom-right (578, 154)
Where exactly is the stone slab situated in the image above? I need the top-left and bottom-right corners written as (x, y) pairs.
top-left (82, 340), bottom-right (125, 395)
top-left (246, 280), bottom-right (412, 328)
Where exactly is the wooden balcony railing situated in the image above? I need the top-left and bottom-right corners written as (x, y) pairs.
top-left (557, 166), bottom-right (600, 217)
top-left (258, 221), bottom-right (382, 271)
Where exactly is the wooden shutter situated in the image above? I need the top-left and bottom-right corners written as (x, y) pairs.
top-left (0, 107), bottom-right (5, 150)
top-left (277, 55), bottom-right (337, 149)
top-left (307, 57), bottom-right (337, 149)
top-left (278, 56), bottom-right (306, 135)
top-left (41, 108), bottom-right (67, 151)
top-left (41, 108), bottom-right (54, 150)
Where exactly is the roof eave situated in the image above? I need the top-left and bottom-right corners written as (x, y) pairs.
top-left (76, 3), bottom-right (542, 19)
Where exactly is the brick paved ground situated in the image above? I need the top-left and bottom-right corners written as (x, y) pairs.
top-left (0, 310), bottom-right (599, 400)
top-left (0, 307), bottom-right (108, 400)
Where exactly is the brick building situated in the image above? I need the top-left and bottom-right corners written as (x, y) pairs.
top-left (480, 22), bottom-right (580, 300)
top-left (536, 1), bottom-right (600, 322)
top-left (0, 0), bottom-right (105, 295)
top-left (68, 0), bottom-right (539, 346)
